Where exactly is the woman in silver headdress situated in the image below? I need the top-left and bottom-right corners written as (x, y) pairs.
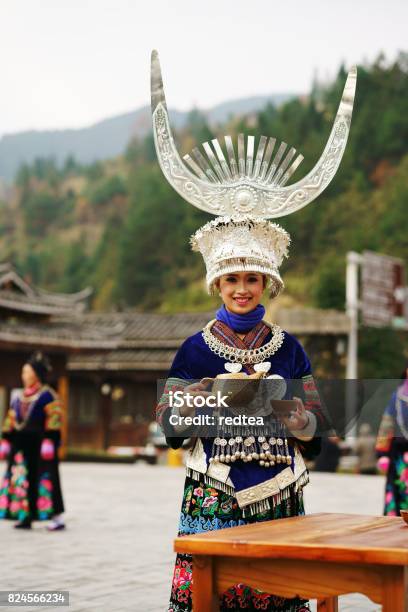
top-left (152, 52), bottom-right (356, 611)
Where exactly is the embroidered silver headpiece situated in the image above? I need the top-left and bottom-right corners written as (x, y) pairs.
top-left (191, 216), bottom-right (290, 297)
top-left (151, 51), bottom-right (357, 293)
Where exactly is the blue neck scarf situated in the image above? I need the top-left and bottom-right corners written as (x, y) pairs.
top-left (216, 303), bottom-right (266, 333)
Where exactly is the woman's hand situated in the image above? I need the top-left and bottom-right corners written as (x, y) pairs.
top-left (0, 439), bottom-right (11, 460)
top-left (377, 456), bottom-right (390, 474)
top-left (279, 397), bottom-right (309, 431)
top-left (177, 382), bottom-right (212, 417)
top-left (40, 438), bottom-right (55, 460)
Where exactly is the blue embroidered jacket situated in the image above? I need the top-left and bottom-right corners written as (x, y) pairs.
top-left (158, 327), bottom-right (321, 459)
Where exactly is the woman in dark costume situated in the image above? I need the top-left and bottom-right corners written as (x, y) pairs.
top-left (150, 51), bottom-right (356, 611)
top-left (0, 352), bottom-right (65, 530)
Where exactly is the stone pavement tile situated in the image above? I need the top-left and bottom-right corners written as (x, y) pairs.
top-left (0, 462), bottom-right (388, 611)
top-left (340, 593), bottom-right (381, 611)
top-left (303, 472), bottom-right (385, 515)
top-left (310, 594), bottom-right (381, 612)
top-left (13, 608), bottom-right (54, 612)
top-left (73, 593), bottom-right (140, 612)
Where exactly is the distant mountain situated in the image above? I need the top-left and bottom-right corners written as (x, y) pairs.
top-left (0, 93), bottom-right (294, 182)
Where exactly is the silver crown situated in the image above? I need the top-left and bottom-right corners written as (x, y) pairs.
top-left (184, 135), bottom-right (303, 188)
top-left (151, 50), bottom-right (357, 219)
top-left (190, 215), bottom-right (290, 296)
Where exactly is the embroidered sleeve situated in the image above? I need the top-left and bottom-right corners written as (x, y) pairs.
top-left (156, 377), bottom-right (198, 448)
top-left (2, 407), bottom-right (16, 434)
top-left (302, 374), bottom-right (330, 432)
top-left (289, 374), bottom-right (331, 459)
top-left (156, 377), bottom-right (190, 428)
top-left (155, 338), bottom-right (198, 447)
top-left (156, 339), bottom-right (194, 427)
top-left (376, 393), bottom-right (396, 455)
top-left (44, 399), bottom-right (63, 431)
top-left (291, 337), bottom-right (329, 430)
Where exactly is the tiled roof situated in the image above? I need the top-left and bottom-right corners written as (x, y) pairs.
top-left (0, 289), bottom-right (91, 315)
top-left (67, 349), bottom-right (176, 371)
top-left (275, 308), bottom-right (350, 335)
top-left (0, 265), bottom-right (350, 376)
top-left (0, 319), bottom-right (119, 349)
top-left (0, 307), bottom-right (349, 353)
top-left (65, 309), bottom-right (350, 372)
top-left (69, 311), bottom-right (213, 346)
top-left (0, 312), bottom-right (210, 351)
top-left (0, 263), bottom-right (92, 315)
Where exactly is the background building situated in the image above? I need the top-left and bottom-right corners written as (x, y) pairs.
top-left (0, 262), bottom-right (350, 454)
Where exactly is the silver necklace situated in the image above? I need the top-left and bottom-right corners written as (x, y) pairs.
top-left (202, 319), bottom-right (284, 364)
top-left (14, 391), bottom-right (41, 431)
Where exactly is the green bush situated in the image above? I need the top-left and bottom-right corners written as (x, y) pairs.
top-left (87, 175), bottom-right (127, 206)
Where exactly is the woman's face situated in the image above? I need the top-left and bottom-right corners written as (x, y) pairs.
top-left (217, 272), bottom-right (265, 314)
top-left (21, 364), bottom-right (39, 388)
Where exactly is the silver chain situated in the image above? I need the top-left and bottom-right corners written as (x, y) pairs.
top-left (202, 320), bottom-right (284, 364)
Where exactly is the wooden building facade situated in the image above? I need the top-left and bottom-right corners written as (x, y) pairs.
top-left (0, 263), bottom-right (351, 454)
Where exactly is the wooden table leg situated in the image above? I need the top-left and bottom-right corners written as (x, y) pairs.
top-left (192, 555), bottom-right (218, 612)
top-left (317, 597), bottom-right (339, 612)
top-left (382, 566), bottom-right (408, 612)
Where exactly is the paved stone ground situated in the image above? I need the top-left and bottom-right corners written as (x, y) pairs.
top-left (0, 461), bottom-right (387, 611)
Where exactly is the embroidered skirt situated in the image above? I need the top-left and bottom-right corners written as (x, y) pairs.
top-left (168, 475), bottom-right (310, 612)
top-left (0, 435), bottom-right (64, 522)
top-left (384, 439), bottom-right (408, 516)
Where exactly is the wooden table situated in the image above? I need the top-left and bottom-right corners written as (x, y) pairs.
top-left (174, 512), bottom-right (408, 611)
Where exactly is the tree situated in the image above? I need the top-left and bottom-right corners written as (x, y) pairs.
top-left (22, 191), bottom-right (61, 237)
top-left (117, 166), bottom-right (208, 309)
top-left (87, 175), bottom-right (127, 206)
top-left (359, 328), bottom-right (406, 379)
top-left (61, 237), bottom-right (90, 293)
top-left (313, 257), bottom-right (346, 310)
top-left (186, 108), bottom-right (213, 144)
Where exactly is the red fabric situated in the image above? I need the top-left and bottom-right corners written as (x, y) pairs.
top-left (210, 320), bottom-right (271, 374)
top-left (23, 381), bottom-right (41, 398)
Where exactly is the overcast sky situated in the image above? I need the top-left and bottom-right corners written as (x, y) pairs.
top-left (1, 0), bottom-right (407, 137)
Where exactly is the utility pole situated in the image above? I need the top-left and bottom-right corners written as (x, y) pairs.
top-left (346, 252), bottom-right (362, 380)
top-left (345, 251), bottom-right (362, 445)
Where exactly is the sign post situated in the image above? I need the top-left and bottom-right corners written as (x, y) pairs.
top-left (361, 251), bottom-right (405, 328)
top-left (345, 250), bottom-right (406, 444)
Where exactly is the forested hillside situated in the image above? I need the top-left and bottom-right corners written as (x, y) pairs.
top-left (1, 54), bottom-right (407, 322)
top-left (0, 93), bottom-right (292, 182)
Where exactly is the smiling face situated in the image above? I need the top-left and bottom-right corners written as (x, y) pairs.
top-left (217, 271), bottom-right (266, 314)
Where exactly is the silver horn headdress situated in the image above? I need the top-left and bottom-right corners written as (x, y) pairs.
top-left (151, 50), bottom-right (357, 295)
top-left (151, 50), bottom-right (356, 219)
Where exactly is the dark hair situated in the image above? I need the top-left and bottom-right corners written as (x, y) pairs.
top-left (26, 351), bottom-right (52, 383)
top-left (400, 361), bottom-right (408, 381)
